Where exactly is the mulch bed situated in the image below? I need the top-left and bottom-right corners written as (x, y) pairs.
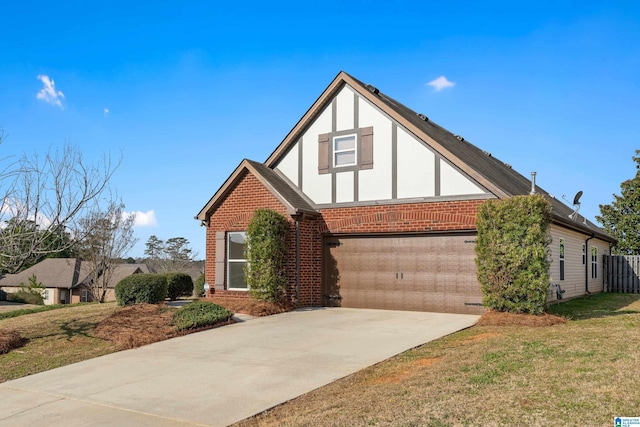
top-left (476, 310), bottom-right (567, 327)
top-left (94, 304), bottom-right (177, 349)
top-left (0, 329), bottom-right (28, 354)
top-left (207, 296), bottom-right (292, 317)
top-left (92, 298), bottom-right (290, 350)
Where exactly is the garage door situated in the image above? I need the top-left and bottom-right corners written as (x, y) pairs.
top-left (322, 233), bottom-right (484, 314)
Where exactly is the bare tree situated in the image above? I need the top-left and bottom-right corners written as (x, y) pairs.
top-left (143, 235), bottom-right (196, 273)
top-left (0, 143), bottom-right (119, 274)
top-left (78, 202), bottom-right (138, 302)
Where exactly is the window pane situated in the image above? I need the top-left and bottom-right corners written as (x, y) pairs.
top-left (229, 232), bottom-right (246, 260)
top-left (334, 135), bottom-right (355, 151)
top-left (335, 151), bottom-right (356, 166)
top-left (229, 262), bottom-right (247, 289)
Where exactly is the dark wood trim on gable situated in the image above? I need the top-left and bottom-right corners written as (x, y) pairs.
top-left (391, 123), bottom-right (397, 199)
top-left (297, 138), bottom-right (303, 189)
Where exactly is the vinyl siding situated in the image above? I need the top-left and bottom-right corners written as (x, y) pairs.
top-left (549, 224), bottom-right (610, 301)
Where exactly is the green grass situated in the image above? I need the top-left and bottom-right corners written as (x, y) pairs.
top-left (0, 302), bottom-right (94, 320)
top-left (235, 293), bottom-right (640, 427)
top-left (0, 303), bottom-right (119, 382)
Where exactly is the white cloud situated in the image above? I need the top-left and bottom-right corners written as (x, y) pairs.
top-left (427, 76), bottom-right (455, 92)
top-left (123, 210), bottom-right (158, 227)
top-left (36, 75), bottom-right (65, 108)
top-left (104, 108), bottom-right (110, 117)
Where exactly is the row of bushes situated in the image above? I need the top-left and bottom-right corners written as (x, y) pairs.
top-left (115, 272), bottom-right (194, 306)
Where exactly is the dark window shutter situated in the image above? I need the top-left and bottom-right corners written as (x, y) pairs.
top-left (318, 133), bottom-right (330, 174)
top-left (214, 231), bottom-right (226, 290)
top-left (361, 126), bottom-right (373, 169)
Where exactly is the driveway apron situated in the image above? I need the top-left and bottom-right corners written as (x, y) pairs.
top-left (0, 308), bottom-right (479, 426)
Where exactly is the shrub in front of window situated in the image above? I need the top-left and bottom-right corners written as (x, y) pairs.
top-left (171, 300), bottom-right (233, 331)
top-left (475, 194), bottom-right (552, 314)
top-left (165, 272), bottom-right (194, 300)
top-left (115, 273), bottom-right (168, 306)
top-left (245, 209), bottom-right (289, 303)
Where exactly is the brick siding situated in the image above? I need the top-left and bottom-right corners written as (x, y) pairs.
top-left (203, 169), bottom-right (484, 307)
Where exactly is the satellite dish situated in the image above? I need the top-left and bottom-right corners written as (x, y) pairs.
top-left (566, 190), bottom-right (583, 221)
top-left (573, 190), bottom-right (583, 206)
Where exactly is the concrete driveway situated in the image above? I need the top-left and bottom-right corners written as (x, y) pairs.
top-left (0, 308), bottom-right (479, 426)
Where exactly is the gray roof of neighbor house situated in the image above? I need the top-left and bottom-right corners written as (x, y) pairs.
top-left (80, 263), bottom-right (151, 289)
top-left (0, 258), bottom-right (89, 289)
top-left (198, 71), bottom-right (613, 243)
top-left (0, 258), bottom-right (151, 289)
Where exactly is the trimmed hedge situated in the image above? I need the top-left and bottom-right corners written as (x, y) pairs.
top-left (115, 274), bottom-right (168, 306)
top-left (165, 272), bottom-right (194, 301)
top-left (475, 194), bottom-right (552, 314)
top-left (172, 301), bottom-right (233, 331)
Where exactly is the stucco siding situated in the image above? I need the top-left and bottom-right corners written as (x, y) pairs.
top-left (335, 86), bottom-right (355, 131)
top-left (274, 141), bottom-right (299, 187)
top-left (357, 96), bottom-right (393, 201)
top-left (440, 159), bottom-right (485, 196)
top-left (300, 104), bottom-right (332, 203)
top-left (335, 170), bottom-right (354, 203)
top-left (396, 126), bottom-right (436, 198)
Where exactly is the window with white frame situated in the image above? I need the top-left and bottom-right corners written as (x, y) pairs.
top-left (591, 247), bottom-right (598, 279)
top-left (559, 239), bottom-right (565, 281)
top-left (227, 232), bottom-right (248, 290)
top-left (582, 244), bottom-right (586, 265)
top-left (333, 134), bottom-right (357, 167)
top-left (81, 289), bottom-right (88, 302)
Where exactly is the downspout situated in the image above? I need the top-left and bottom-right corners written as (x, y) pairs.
top-left (585, 233), bottom-right (595, 295)
top-left (291, 211), bottom-right (305, 306)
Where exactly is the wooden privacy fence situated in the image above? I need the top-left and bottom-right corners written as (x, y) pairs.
top-left (604, 255), bottom-right (640, 293)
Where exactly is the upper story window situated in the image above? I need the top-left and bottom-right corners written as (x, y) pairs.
top-left (333, 134), bottom-right (357, 167)
top-left (318, 127), bottom-right (373, 174)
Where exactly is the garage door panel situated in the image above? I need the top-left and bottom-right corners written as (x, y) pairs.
top-left (324, 234), bottom-right (484, 314)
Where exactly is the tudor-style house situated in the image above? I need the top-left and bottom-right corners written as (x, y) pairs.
top-left (196, 71), bottom-right (614, 314)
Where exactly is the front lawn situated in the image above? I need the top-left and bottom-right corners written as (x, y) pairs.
top-left (235, 293), bottom-right (640, 426)
top-left (0, 300), bottom-right (234, 383)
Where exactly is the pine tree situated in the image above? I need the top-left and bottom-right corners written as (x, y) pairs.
top-left (597, 150), bottom-right (640, 255)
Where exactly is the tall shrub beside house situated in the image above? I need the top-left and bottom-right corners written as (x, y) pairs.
top-left (245, 209), bottom-right (289, 303)
top-left (475, 194), bottom-right (552, 314)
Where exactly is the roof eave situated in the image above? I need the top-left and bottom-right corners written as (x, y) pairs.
top-left (195, 159), bottom-right (317, 221)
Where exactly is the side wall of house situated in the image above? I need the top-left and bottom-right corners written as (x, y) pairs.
top-left (548, 224), bottom-right (611, 301)
top-left (0, 286), bottom-right (59, 305)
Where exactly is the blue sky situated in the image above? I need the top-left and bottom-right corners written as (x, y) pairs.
top-left (1, 1), bottom-right (639, 258)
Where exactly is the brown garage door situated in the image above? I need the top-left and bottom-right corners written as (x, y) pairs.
top-left (322, 233), bottom-right (484, 314)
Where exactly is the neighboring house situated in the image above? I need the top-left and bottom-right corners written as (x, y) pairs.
top-left (196, 71), bottom-right (614, 314)
top-left (0, 258), bottom-right (149, 304)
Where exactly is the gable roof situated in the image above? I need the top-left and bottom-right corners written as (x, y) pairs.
top-left (0, 258), bottom-right (89, 289)
top-left (0, 259), bottom-right (152, 289)
top-left (196, 159), bottom-right (317, 221)
top-left (77, 264), bottom-right (150, 289)
top-left (263, 71), bottom-right (613, 242)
